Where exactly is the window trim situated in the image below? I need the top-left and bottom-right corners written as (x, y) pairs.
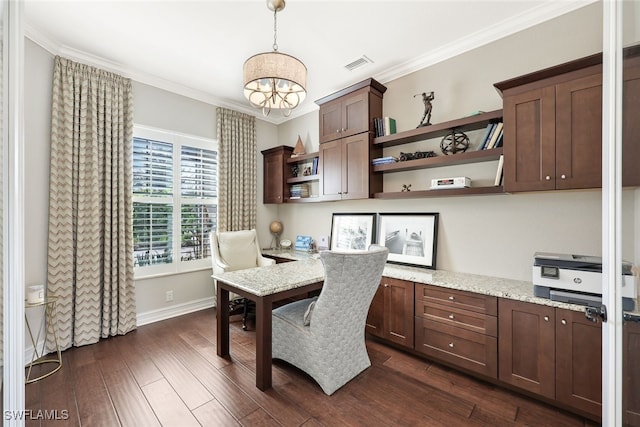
top-left (133, 124), bottom-right (218, 279)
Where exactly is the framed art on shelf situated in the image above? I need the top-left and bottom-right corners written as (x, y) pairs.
top-left (377, 213), bottom-right (439, 269)
top-left (330, 213), bottom-right (376, 252)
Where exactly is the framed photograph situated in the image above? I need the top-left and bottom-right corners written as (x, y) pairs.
top-left (330, 213), bottom-right (376, 252)
top-left (377, 213), bottom-right (439, 269)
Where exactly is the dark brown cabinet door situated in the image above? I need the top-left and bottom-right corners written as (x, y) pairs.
top-left (319, 98), bottom-right (343, 143)
top-left (341, 133), bottom-right (370, 200)
top-left (623, 55), bottom-right (640, 187)
top-left (366, 278), bottom-right (413, 349)
top-left (319, 139), bottom-right (342, 200)
top-left (261, 146), bottom-right (293, 204)
top-left (555, 71), bottom-right (602, 190)
top-left (624, 320), bottom-right (640, 426)
top-left (341, 91), bottom-right (368, 139)
top-left (498, 299), bottom-right (555, 399)
top-left (555, 308), bottom-right (602, 418)
top-left (503, 86), bottom-right (556, 192)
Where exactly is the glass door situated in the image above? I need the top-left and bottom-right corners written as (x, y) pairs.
top-left (602, 1), bottom-right (639, 425)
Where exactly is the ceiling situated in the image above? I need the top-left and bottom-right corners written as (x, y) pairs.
top-left (24, 0), bottom-right (596, 124)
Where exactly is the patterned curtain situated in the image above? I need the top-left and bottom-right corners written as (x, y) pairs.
top-left (47, 56), bottom-right (136, 351)
top-left (216, 107), bottom-right (257, 232)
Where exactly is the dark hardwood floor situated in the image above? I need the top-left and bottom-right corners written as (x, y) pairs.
top-left (25, 308), bottom-right (598, 426)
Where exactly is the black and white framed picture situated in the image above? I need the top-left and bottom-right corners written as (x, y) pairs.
top-left (330, 213), bottom-right (376, 252)
top-left (377, 213), bottom-right (439, 268)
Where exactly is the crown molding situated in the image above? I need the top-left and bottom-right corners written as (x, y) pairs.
top-left (24, 0), bottom-right (597, 126)
top-left (374, 0), bottom-right (598, 85)
top-left (24, 23), bottom-right (286, 125)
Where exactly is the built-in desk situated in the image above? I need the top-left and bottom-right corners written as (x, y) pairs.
top-left (213, 256), bottom-right (324, 391)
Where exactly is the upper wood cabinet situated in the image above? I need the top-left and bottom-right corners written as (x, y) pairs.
top-left (316, 78), bottom-right (386, 144)
top-left (495, 46), bottom-right (640, 192)
top-left (261, 145), bottom-right (294, 204)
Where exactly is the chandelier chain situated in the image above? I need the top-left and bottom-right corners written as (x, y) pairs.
top-left (273, 9), bottom-right (278, 51)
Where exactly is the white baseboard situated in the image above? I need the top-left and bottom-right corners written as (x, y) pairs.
top-left (136, 296), bottom-right (216, 327)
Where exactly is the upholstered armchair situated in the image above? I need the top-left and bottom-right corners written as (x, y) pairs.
top-left (271, 245), bottom-right (389, 395)
top-left (210, 229), bottom-right (275, 329)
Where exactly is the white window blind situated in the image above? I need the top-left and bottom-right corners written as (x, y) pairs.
top-left (132, 128), bottom-right (218, 276)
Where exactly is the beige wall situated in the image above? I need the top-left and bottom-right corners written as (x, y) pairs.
top-left (274, 2), bottom-right (638, 282)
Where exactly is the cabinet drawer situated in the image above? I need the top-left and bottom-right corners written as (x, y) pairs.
top-left (415, 300), bottom-right (497, 337)
top-left (415, 317), bottom-right (497, 378)
top-left (415, 284), bottom-right (497, 316)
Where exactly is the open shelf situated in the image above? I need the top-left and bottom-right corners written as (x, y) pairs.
top-left (287, 174), bottom-right (319, 184)
top-left (286, 151), bottom-right (319, 163)
top-left (373, 109), bottom-right (503, 148)
top-left (373, 186), bottom-right (505, 199)
top-left (373, 148), bottom-right (503, 173)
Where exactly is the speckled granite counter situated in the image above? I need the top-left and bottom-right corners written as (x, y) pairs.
top-left (262, 249), bottom-right (586, 312)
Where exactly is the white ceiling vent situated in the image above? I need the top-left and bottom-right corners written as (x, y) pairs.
top-left (344, 55), bottom-right (373, 71)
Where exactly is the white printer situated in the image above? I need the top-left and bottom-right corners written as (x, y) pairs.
top-left (533, 252), bottom-right (637, 311)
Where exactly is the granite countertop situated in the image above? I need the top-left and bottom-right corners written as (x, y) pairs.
top-left (257, 249), bottom-right (587, 312)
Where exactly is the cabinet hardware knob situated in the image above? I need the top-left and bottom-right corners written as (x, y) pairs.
top-left (336, 129), bottom-right (340, 133)
top-left (561, 174), bottom-right (566, 179)
top-left (545, 176), bottom-right (551, 181)
top-left (561, 319), bottom-right (567, 325)
top-left (448, 342), bottom-right (454, 348)
top-left (544, 316), bottom-right (549, 322)
top-left (383, 283), bottom-right (389, 287)
top-left (448, 296), bottom-right (455, 301)
top-left (448, 314), bottom-right (455, 320)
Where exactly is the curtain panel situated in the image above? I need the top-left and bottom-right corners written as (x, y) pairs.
top-left (216, 107), bottom-right (257, 232)
top-left (47, 56), bottom-right (136, 351)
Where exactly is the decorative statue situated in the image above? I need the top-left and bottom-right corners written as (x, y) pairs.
top-left (414, 91), bottom-right (435, 128)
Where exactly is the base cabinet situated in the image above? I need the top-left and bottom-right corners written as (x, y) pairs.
top-left (624, 320), bottom-right (640, 426)
top-left (366, 277), bottom-right (414, 348)
top-left (498, 299), bottom-right (602, 418)
top-left (414, 284), bottom-right (498, 378)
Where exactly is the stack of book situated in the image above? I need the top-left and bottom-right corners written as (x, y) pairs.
top-left (373, 117), bottom-right (397, 137)
top-left (478, 121), bottom-right (504, 150)
top-left (371, 156), bottom-right (397, 166)
top-left (290, 183), bottom-right (310, 199)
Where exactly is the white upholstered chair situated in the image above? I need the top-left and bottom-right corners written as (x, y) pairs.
top-left (210, 229), bottom-right (275, 329)
top-left (271, 245), bottom-right (389, 395)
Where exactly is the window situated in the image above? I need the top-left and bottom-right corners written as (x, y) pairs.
top-left (132, 126), bottom-right (217, 276)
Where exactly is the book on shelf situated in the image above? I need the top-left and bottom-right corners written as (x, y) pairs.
top-left (494, 130), bottom-right (504, 148)
top-left (384, 117), bottom-right (397, 136)
top-left (373, 117), bottom-right (384, 137)
top-left (371, 156), bottom-right (397, 165)
top-left (485, 122), bottom-right (503, 150)
top-left (494, 154), bottom-right (505, 186)
top-left (478, 122), bottom-right (495, 150)
top-left (312, 157), bottom-right (318, 175)
top-left (290, 183), bottom-right (310, 198)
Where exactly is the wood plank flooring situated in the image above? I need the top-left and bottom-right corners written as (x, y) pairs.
top-left (24, 308), bottom-right (598, 426)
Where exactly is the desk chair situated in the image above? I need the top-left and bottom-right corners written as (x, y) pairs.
top-left (210, 229), bottom-right (275, 330)
top-left (272, 245), bottom-right (388, 395)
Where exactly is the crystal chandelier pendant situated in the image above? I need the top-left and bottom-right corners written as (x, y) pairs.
top-left (243, 0), bottom-right (307, 117)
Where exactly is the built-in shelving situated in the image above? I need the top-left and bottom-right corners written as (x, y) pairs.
top-left (370, 109), bottom-right (504, 198)
top-left (287, 174), bottom-right (319, 184)
top-left (373, 109), bottom-right (503, 148)
top-left (285, 151), bottom-right (320, 202)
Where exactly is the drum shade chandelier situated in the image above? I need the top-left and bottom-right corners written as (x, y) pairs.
top-left (243, 0), bottom-right (307, 117)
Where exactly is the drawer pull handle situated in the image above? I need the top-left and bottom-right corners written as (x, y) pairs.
top-left (448, 342), bottom-right (454, 348)
top-left (448, 314), bottom-right (455, 320)
top-left (561, 319), bottom-right (567, 325)
top-left (448, 296), bottom-right (455, 301)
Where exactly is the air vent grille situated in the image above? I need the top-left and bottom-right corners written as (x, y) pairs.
top-left (344, 55), bottom-right (373, 71)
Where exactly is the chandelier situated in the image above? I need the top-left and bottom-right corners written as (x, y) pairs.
top-left (243, 0), bottom-right (307, 117)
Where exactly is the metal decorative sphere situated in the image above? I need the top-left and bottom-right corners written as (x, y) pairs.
top-left (440, 130), bottom-right (470, 155)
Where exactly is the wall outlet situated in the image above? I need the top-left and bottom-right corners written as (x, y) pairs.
top-left (165, 290), bottom-right (174, 302)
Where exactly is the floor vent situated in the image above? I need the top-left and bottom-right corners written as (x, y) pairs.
top-left (344, 55), bottom-right (373, 71)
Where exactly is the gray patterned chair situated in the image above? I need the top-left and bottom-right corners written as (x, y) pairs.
top-left (272, 245), bottom-right (389, 395)
top-left (210, 229), bottom-right (275, 329)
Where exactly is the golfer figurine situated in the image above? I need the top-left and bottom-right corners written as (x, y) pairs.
top-left (415, 91), bottom-right (435, 127)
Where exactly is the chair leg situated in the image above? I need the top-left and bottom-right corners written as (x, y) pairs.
top-left (242, 299), bottom-right (249, 330)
